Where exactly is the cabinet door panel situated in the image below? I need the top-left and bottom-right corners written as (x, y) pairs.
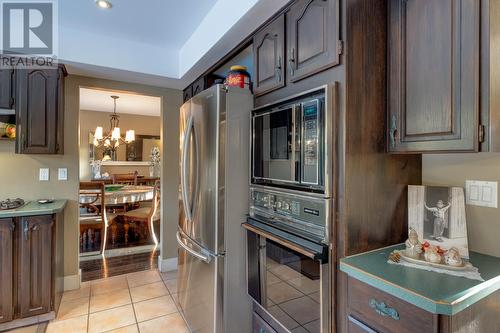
top-left (253, 14), bottom-right (285, 96)
top-left (0, 69), bottom-right (15, 109)
top-left (0, 219), bottom-right (14, 323)
top-left (348, 316), bottom-right (379, 333)
top-left (16, 68), bottom-right (62, 154)
top-left (287, 0), bottom-right (340, 82)
top-left (192, 77), bottom-right (205, 97)
top-left (17, 216), bottom-right (53, 318)
top-left (183, 85), bottom-right (193, 103)
top-left (388, 0), bottom-right (480, 152)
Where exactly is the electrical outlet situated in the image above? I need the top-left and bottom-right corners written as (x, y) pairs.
top-left (465, 180), bottom-right (498, 208)
top-left (58, 168), bottom-right (68, 181)
top-left (39, 168), bottom-right (49, 181)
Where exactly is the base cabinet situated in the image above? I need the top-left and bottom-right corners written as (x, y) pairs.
top-left (17, 216), bottom-right (54, 318)
top-left (346, 277), bottom-right (500, 333)
top-left (0, 214), bottom-right (61, 331)
top-left (0, 219), bottom-right (14, 324)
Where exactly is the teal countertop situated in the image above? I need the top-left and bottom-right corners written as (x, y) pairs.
top-left (0, 200), bottom-right (67, 218)
top-left (340, 244), bottom-right (500, 316)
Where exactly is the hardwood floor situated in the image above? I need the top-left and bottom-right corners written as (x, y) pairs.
top-left (80, 250), bottom-right (159, 282)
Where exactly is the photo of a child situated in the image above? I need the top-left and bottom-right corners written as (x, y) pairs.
top-left (408, 185), bottom-right (469, 259)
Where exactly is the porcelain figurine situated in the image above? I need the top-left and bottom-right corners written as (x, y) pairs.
top-left (444, 247), bottom-right (463, 267)
top-left (405, 228), bottom-right (423, 259)
top-left (424, 245), bottom-right (442, 264)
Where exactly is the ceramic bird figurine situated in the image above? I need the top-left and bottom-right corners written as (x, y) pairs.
top-left (444, 247), bottom-right (463, 267)
top-left (424, 245), bottom-right (442, 264)
top-left (405, 228), bottom-right (423, 259)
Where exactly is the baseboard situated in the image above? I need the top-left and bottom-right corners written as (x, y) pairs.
top-left (158, 256), bottom-right (178, 272)
top-left (63, 273), bottom-right (81, 291)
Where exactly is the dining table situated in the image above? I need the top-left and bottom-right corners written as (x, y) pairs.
top-left (79, 185), bottom-right (155, 205)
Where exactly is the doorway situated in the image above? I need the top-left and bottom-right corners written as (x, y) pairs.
top-left (77, 87), bottom-right (163, 281)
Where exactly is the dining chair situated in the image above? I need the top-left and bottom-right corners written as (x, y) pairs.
top-left (79, 181), bottom-right (116, 254)
top-left (112, 171), bottom-right (138, 185)
top-left (119, 180), bottom-right (160, 245)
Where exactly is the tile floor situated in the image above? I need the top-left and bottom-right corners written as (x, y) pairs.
top-left (8, 269), bottom-right (188, 333)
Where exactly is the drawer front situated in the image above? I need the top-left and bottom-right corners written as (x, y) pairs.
top-left (347, 277), bottom-right (437, 333)
top-left (348, 316), bottom-right (379, 333)
top-left (253, 312), bottom-right (277, 333)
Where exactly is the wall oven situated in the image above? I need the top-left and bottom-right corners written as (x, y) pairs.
top-left (251, 85), bottom-right (334, 197)
top-left (243, 187), bottom-right (332, 333)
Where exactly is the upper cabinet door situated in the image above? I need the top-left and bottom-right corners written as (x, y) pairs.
top-left (0, 69), bottom-right (15, 110)
top-left (253, 14), bottom-right (286, 96)
top-left (287, 0), bottom-right (340, 83)
top-left (16, 67), bottom-right (64, 154)
top-left (388, 0), bottom-right (480, 153)
top-left (0, 219), bottom-right (14, 324)
top-left (17, 216), bottom-right (53, 318)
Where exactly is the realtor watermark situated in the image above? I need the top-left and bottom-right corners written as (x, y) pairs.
top-left (0, 0), bottom-right (58, 68)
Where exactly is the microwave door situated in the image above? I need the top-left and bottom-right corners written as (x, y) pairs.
top-left (252, 106), bottom-right (297, 184)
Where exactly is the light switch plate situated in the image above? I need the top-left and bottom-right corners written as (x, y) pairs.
top-left (465, 180), bottom-right (498, 208)
top-left (39, 168), bottom-right (50, 181)
top-left (58, 168), bottom-right (68, 181)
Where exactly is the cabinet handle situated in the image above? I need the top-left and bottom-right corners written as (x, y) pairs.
top-left (369, 298), bottom-right (400, 320)
top-left (289, 48), bottom-right (295, 76)
top-left (389, 114), bottom-right (398, 149)
top-left (8, 221), bottom-right (15, 231)
top-left (276, 56), bottom-right (282, 82)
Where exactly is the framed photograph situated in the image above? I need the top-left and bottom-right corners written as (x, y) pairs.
top-left (408, 185), bottom-right (469, 258)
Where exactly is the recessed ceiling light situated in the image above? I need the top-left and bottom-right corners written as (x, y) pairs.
top-left (95, 0), bottom-right (112, 9)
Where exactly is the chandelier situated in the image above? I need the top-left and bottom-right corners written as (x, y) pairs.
top-left (93, 95), bottom-right (135, 151)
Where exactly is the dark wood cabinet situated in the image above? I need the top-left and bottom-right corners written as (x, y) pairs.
top-left (183, 85), bottom-right (192, 103)
top-left (0, 69), bottom-right (15, 110)
top-left (388, 0), bottom-right (480, 153)
top-left (0, 219), bottom-right (14, 324)
top-left (253, 14), bottom-right (286, 96)
top-left (287, 0), bottom-right (341, 83)
top-left (17, 216), bottom-right (53, 318)
top-left (15, 66), bottom-right (65, 154)
top-left (192, 77), bottom-right (205, 97)
top-left (346, 277), bottom-right (500, 333)
top-left (0, 211), bottom-right (63, 331)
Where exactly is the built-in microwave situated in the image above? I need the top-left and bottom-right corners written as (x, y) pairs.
top-left (251, 85), bottom-right (335, 197)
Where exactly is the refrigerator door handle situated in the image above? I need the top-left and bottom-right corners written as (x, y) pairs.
top-left (181, 115), bottom-right (194, 222)
top-left (176, 231), bottom-right (212, 264)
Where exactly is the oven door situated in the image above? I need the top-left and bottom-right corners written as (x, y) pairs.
top-left (243, 219), bottom-right (330, 333)
top-left (252, 105), bottom-right (300, 186)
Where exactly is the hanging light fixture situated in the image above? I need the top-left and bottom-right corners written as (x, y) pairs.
top-left (93, 95), bottom-right (135, 156)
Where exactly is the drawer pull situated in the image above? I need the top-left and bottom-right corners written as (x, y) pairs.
top-left (369, 299), bottom-right (400, 320)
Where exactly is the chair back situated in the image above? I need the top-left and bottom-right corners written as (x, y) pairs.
top-left (112, 171), bottom-right (138, 185)
top-left (79, 181), bottom-right (105, 218)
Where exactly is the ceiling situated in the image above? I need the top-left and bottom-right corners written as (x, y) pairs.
top-left (59, 0), bottom-right (291, 89)
top-left (80, 88), bottom-right (162, 117)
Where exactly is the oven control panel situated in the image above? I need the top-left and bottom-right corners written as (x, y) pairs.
top-left (250, 187), bottom-right (331, 242)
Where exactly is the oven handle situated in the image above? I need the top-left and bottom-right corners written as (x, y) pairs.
top-left (242, 222), bottom-right (317, 259)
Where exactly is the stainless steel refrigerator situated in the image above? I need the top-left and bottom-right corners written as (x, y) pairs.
top-left (177, 84), bottom-right (252, 333)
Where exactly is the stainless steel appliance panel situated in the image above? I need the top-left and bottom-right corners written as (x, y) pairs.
top-left (179, 85), bottom-right (224, 253)
top-left (244, 219), bottom-right (330, 333)
top-left (251, 83), bottom-right (336, 198)
top-left (177, 231), bottom-right (222, 333)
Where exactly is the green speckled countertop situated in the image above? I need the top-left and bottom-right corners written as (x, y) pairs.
top-left (340, 244), bottom-right (500, 316)
top-left (0, 200), bottom-right (67, 218)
